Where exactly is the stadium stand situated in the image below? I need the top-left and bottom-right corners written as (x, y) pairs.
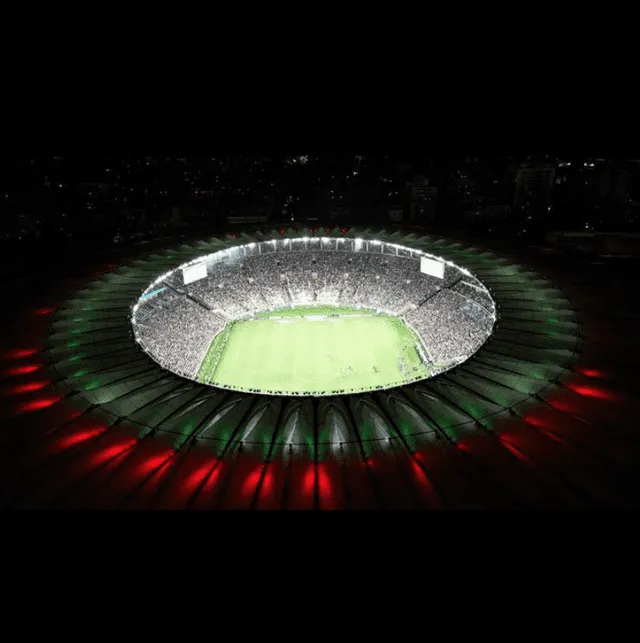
top-left (132, 239), bottom-right (496, 389)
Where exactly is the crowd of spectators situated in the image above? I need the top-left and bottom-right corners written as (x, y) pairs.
top-left (404, 290), bottom-right (493, 364)
top-left (134, 291), bottom-right (226, 378)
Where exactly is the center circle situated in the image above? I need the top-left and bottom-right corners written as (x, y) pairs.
top-left (131, 238), bottom-right (496, 396)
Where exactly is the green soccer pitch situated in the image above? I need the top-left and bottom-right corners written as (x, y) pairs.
top-left (196, 306), bottom-right (432, 395)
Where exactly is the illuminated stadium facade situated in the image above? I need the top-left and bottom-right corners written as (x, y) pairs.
top-left (38, 226), bottom-right (583, 463)
top-left (131, 238), bottom-right (497, 396)
top-left (5, 225), bottom-right (635, 510)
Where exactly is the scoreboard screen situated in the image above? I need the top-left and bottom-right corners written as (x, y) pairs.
top-left (183, 263), bottom-right (208, 285)
top-left (420, 256), bottom-right (445, 279)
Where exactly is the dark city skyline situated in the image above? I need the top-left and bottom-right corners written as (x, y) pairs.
top-left (4, 155), bottom-right (640, 252)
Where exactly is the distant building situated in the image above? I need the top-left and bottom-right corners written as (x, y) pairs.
top-left (513, 162), bottom-right (555, 217)
top-left (408, 176), bottom-right (438, 222)
top-left (227, 214), bottom-right (268, 225)
top-left (330, 203), bottom-right (350, 221)
top-left (597, 163), bottom-right (612, 198)
top-left (612, 169), bottom-right (631, 203)
top-left (546, 230), bottom-right (640, 256)
top-left (485, 205), bottom-right (510, 218)
top-left (3, 213), bottom-right (42, 240)
top-left (121, 208), bottom-right (147, 225)
top-left (388, 205), bottom-right (404, 222)
top-left (78, 182), bottom-right (110, 196)
top-left (78, 181), bottom-right (112, 212)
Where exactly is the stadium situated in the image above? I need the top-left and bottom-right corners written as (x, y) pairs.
top-left (0, 226), bottom-right (636, 509)
top-left (131, 237), bottom-right (496, 396)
